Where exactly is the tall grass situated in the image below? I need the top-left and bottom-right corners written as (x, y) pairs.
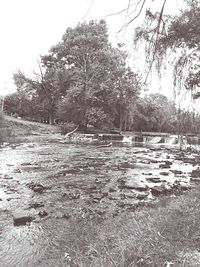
top-left (58, 187), bottom-right (200, 267)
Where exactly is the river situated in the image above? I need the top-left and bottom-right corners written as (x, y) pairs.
top-left (0, 141), bottom-right (198, 266)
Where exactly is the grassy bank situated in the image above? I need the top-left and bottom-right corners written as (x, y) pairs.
top-left (62, 186), bottom-right (200, 267)
top-left (0, 114), bottom-right (61, 143)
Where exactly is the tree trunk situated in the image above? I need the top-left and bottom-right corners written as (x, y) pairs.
top-left (49, 114), bottom-right (54, 125)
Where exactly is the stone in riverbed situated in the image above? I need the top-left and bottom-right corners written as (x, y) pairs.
top-left (123, 181), bottom-right (148, 191)
top-left (38, 210), bottom-right (48, 217)
top-left (13, 213), bottom-right (34, 226)
top-left (27, 182), bottom-right (48, 193)
top-left (29, 202), bottom-right (45, 209)
top-left (151, 185), bottom-right (169, 196)
top-left (136, 192), bottom-right (149, 200)
top-left (159, 171), bottom-right (169, 176)
top-left (146, 177), bottom-right (161, 183)
top-left (191, 169), bottom-right (200, 178)
top-left (170, 170), bottom-right (183, 175)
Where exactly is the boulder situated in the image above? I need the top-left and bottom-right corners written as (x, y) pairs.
top-left (13, 213), bottom-right (34, 226)
top-left (124, 181), bottom-right (148, 191)
top-left (38, 210), bottom-right (48, 217)
top-left (136, 192), bottom-right (149, 200)
top-left (159, 171), bottom-right (169, 176)
top-left (29, 202), bottom-right (44, 209)
top-left (151, 185), bottom-right (169, 196)
top-left (170, 170), bottom-right (183, 175)
top-left (27, 182), bottom-right (48, 193)
top-left (191, 169), bottom-right (200, 178)
top-left (146, 177), bottom-right (161, 183)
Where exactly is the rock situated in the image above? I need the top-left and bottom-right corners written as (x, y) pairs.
top-left (136, 192), bottom-right (149, 200)
top-left (109, 187), bottom-right (116, 192)
top-left (13, 213), bottom-right (33, 226)
top-left (3, 175), bottom-right (13, 180)
top-left (101, 190), bottom-right (109, 197)
top-left (67, 192), bottom-right (80, 200)
top-left (62, 213), bottom-right (71, 219)
top-left (38, 210), bottom-right (48, 217)
top-left (159, 171), bottom-right (169, 176)
top-left (191, 169), bottom-right (200, 178)
top-left (29, 202), bottom-right (44, 209)
top-left (91, 193), bottom-right (104, 201)
top-left (146, 177), bottom-right (161, 183)
top-left (150, 159), bottom-right (159, 163)
top-left (179, 181), bottom-right (190, 190)
top-left (170, 170), bottom-right (183, 175)
top-left (151, 185), bottom-right (169, 196)
top-left (159, 163), bottom-right (171, 169)
top-left (123, 181), bottom-right (148, 191)
top-left (13, 168), bottom-right (21, 173)
top-left (27, 182), bottom-right (47, 193)
top-left (21, 162), bottom-right (32, 166)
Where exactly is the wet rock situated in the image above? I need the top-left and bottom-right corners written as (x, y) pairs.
top-left (29, 202), bottom-right (45, 209)
top-left (3, 174), bottom-right (13, 180)
top-left (27, 182), bottom-right (48, 193)
top-left (191, 169), bottom-right (200, 178)
top-left (136, 192), bottom-right (149, 200)
top-left (95, 178), bottom-right (102, 184)
top-left (109, 187), bottom-right (116, 192)
top-left (38, 210), bottom-right (48, 217)
top-left (159, 171), bottom-right (169, 176)
top-left (119, 161), bottom-right (135, 169)
top-left (88, 185), bottom-right (97, 191)
top-left (179, 181), bottom-right (190, 190)
top-left (151, 185), bottom-right (169, 196)
top-left (140, 160), bottom-right (150, 164)
top-left (13, 168), bottom-right (21, 173)
top-left (66, 191), bottom-right (80, 200)
top-left (91, 193), bottom-right (104, 201)
top-left (146, 177), bottom-right (161, 183)
top-left (150, 159), bottom-right (159, 163)
top-left (159, 162), bottom-right (172, 169)
top-left (62, 213), bottom-right (71, 219)
top-left (123, 181), bottom-right (148, 191)
top-left (101, 190), bottom-right (109, 197)
top-left (170, 170), bottom-right (183, 175)
top-left (21, 162), bottom-right (32, 166)
top-left (13, 213), bottom-right (34, 226)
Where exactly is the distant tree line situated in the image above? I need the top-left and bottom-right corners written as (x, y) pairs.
top-left (3, 19), bottom-right (200, 134)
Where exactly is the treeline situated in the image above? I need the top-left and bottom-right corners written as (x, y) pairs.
top-left (3, 20), bottom-right (200, 134)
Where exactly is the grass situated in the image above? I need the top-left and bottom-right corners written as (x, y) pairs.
top-left (0, 114), bottom-right (61, 143)
top-left (60, 186), bottom-right (200, 267)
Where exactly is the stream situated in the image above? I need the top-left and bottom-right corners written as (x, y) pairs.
top-left (0, 141), bottom-right (199, 266)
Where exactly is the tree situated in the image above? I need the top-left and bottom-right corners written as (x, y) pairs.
top-left (43, 20), bottom-right (140, 129)
top-left (130, 93), bottom-right (177, 132)
top-left (12, 66), bottom-right (63, 124)
top-left (131, 0), bottom-right (200, 98)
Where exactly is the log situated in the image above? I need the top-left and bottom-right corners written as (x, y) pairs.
top-left (65, 125), bottom-right (79, 138)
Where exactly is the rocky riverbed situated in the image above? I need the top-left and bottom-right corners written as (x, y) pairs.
top-left (0, 140), bottom-right (200, 266)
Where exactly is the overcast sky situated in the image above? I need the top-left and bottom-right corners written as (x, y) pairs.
top-left (0, 0), bottom-right (196, 110)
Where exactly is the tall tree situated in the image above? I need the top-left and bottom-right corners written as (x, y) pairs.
top-left (43, 20), bottom-right (140, 129)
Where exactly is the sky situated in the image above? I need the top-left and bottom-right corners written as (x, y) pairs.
top-left (0, 0), bottom-right (198, 111)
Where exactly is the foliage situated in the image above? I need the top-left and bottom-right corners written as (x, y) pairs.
top-left (6, 20), bottom-right (140, 129)
top-left (43, 20), bottom-right (140, 129)
top-left (133, 0), bottom-right (200, 98)
top-left (130, 93), bottom-right (200, 133)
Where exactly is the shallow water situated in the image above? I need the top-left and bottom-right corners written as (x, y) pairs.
top-left (0, 142), bottom-right (197, 266)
